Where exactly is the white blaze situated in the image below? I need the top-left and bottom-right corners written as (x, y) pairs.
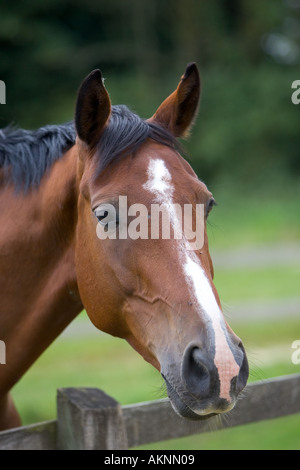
top-left (143, 158), bottom-right (240, 401)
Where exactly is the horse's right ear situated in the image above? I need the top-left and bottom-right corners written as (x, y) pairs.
top-left (75, 69), bottom-right (111, 148)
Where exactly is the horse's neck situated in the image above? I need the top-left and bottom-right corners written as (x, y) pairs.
top-left (8, 145), bottom-right (82, 310)
top-left (0, 147), bottom-right (83, 392)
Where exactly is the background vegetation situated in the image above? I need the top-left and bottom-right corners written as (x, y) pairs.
top-left (1, 0), bottom-right (299, 190)
top-left (0, 0), bottom-right (299, 450)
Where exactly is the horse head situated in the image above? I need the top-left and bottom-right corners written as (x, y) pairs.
top-left (74, 64), bottom-right (249, 419)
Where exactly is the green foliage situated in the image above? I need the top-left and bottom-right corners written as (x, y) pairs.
top-left (0, 0), bottom-right (299, 189)
top-left (190, 64), bottom-right (300, 188)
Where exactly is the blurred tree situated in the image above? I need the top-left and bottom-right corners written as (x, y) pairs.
top-left (0, 0), bottom-right (299, 188)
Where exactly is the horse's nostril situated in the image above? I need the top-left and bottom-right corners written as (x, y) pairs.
top-left (182, 346), bottom-right (215, 398)
top-left (191, 348), bottom-right (210, 393)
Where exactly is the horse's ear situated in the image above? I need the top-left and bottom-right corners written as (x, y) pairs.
top-left (150, 63), bottom-right (200, 138)
top-left (75, 69), bottom-right (111, 148)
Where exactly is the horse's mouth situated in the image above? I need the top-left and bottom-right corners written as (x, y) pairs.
top-left (162, 374), bottom-right (216, 421)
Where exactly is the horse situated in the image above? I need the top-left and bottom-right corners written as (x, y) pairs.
top-left (0, 63), bottom-right (248, 430)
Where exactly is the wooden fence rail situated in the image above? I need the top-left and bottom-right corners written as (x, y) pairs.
top-left (1, 373), bottom-right (300, 450)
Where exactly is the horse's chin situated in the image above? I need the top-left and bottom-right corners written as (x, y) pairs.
top-left (162, 374), bottom-right (216, 421)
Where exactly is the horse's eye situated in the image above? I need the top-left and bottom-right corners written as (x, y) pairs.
top-left (94, 205), bottom-right (119, 231)
top-left (206, 197), bottom-right (217, 217)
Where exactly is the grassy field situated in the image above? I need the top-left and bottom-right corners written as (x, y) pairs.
top-left (9, 187), bottom-right (300, 449)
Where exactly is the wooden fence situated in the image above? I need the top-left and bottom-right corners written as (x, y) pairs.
top-left (1, 373), bottom-right (300, 450)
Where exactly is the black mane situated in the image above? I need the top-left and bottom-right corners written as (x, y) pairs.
top-left (0, 121), bottom-right (76, 192)
top-left (96, 105), bottom-right (180, 175)
top-left (0, 105), bottom-right (180, 192)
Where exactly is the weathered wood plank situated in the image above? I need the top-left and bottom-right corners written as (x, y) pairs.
top-left (122, 373), bottom-right (300, 448)
top-left (0, 374), bottom-right (299, 450)
top-left (0, 420), bottom-right (56, 450)
top-left (222, 373), bottom-right (300, 428)
top-left (56, 387), bottom-right (128, 450)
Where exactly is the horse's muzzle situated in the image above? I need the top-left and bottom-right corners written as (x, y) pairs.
top-left (162, 341), bottom-right (249, 420)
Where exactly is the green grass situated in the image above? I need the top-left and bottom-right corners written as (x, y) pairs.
top-left (214, 265), bottom-right (300, 303)
top-left (234, 318), bottom-right (300, 349)
top-left (11, 331), bottom-right (161, 425)
top-left (207, 185), bottom-right (300, 249)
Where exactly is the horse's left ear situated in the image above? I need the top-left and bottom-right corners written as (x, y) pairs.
top-left (150, 63), bottom-right (200, 138)
top-left (75, 69), bottom-right (111, 148)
